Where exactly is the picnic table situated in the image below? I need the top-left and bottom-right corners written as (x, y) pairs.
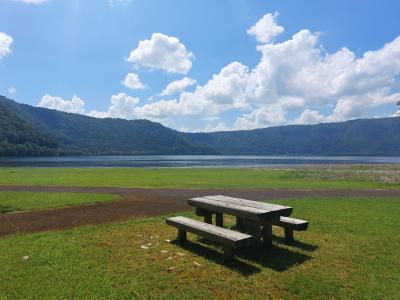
top-left (167, 195), bottom-right (309, 259)
top-left (188, 195), bottom-right (293, 247)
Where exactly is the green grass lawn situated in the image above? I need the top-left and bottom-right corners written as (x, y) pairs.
top-left (0, 192), bottom-right (119, 213)
top-left (1, 197), bottom-right (399, 299)
top-left (0, 167), bottom-right (398, 189)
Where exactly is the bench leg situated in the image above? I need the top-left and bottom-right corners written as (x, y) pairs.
top-left (262, 224), bottom-right (273, 248)
top-left (223, 245), bottom-right (234, 260)
top-left (236, 217), bottom-right (243, 230)
top-left (178, 229), bottom-right (187, 242)
top-left (284, 228), bottom-right (294, 243)
top-left (216, 213), bottom-right (223, 227)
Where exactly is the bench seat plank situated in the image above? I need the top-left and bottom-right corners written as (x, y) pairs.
top-left (166, 216), bottom-right (252, 248)
top-left (188, 197), bottom-right (275, 222)
top-left (204, 195), bottom-right (293, 217)
top-left (273, 217), bottom-right (309, 231)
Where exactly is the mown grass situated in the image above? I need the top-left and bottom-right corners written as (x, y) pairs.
top-left (0, 167), bottom-right (398, 189)
top-left (0, 192), bottom-right (119, 213)
top-left (1, 197), bottom-right (399, 299)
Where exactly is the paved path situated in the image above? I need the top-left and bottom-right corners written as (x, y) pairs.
top-left (1, 185), bottom-right (399, 237)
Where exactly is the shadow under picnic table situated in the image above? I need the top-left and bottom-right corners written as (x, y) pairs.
top-left (236, 244), bottom-right (312, 272)
top-left (272, 235), bottom-right (319, 252)
top-left (172, 237), bottom-right (313, 276)
top-left (172, 239), bottom-right (261, 276)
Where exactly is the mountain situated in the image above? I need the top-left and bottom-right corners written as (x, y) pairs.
top-left (0, 96), bottom-right (214, 155)
top-left (0, 98), bottom-right (58, 156)
top-left (1, 95), bottom-right (399, 156)
top-left (185, 118), bottom-right (400, 156)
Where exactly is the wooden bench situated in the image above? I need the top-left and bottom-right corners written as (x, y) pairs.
top-left (273, 217), bottom-right (309, 242)
top-left (166, 216), bottom-right (252, 260)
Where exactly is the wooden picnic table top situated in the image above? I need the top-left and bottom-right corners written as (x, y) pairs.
top-left (188, 195), bottom-right (293, 223)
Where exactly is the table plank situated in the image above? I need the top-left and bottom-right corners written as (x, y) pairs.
top-left (201, 195), bottom-right (293, 216)
top-left (188, 197), bottom-right (275, 222)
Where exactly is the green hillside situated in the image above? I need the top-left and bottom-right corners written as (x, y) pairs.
top-left (0, 96), bottom-right (214, 155)
top-left (186, 118), bottom-right (400, 156)
top-left (1, 95), bottom-right (399, 156)
top-left (0, 98), bottom-right (59, 156)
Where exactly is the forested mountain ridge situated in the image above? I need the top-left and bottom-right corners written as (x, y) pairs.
top-left (0, 98), bottom-right (59, 156)
top-left (0, 96), bottom-right (215, 155)
top-left (1, 95), bottom-right (399, 156)
top-left (185, 117), bottom-right (400, 156)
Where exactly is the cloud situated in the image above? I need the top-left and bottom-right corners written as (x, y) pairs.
top-left (130, 17), bottom-right (400, 131)
top-left (0, 32), bottom-right (13, 59)
top-left (7, 87), bottom-right (16, 94)
top-left (234, 105), bottom-right (286, 130)
top-left (246, 12), bottom-right (284, 44)
top-left (37, 94), bottom-right (86, 114)
top-left (35, 12), bottom-right (400, 132)
top-left (122, 73), bottom-right (146, 90)
top-left (127, 33), bottom-right (194, 74)
top-left (201, 122), bottom-right (233, 132)
top-left (295, 109), bottom-right (327, 125)
top-left (159, 77), bottom-right (196, 96)
top-left (87, 93), bottom-right (140, 119)
top-left (11, 0), bottom-right (49, 4)
top-left (37, 93), bottom-right (141, 120)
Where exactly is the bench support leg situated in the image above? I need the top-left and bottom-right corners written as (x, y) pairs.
top-left (204, 213), bottom-right (212, 224)
top-left (262, 224), bottom-right (273, 248)
top-left (236, 217), bottom-right (243, 230)
top-left (223, 245), bottom-right (234, 260)
top-left (178, 229), bottom-right (187, 242)
top-left (216, 213), bottom-right (223, 227)
top-left (284, 228), bottom-right (294, 243)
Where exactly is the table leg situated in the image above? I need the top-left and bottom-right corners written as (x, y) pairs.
top-left (204, 213), bottom-right (212, 224)
top-left (242, 219), bottom-right (261, 246)
top-left (262, 223), bottom-right (273, 248)
top-left (216, 213), bottom-right (223, 227)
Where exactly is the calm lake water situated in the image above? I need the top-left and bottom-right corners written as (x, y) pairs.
top-left (0, 155), bottom-right (399, 168)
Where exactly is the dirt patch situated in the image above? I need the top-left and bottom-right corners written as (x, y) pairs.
top-left (1, 185), bottom-right (399, 237)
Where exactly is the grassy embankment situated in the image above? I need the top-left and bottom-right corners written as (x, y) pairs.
top-left (0, 167), bottom-right (399, 189)
top-left (1, 197), bottom-right (399, 299)
top-left (0, 192), bottom-right (119, 213)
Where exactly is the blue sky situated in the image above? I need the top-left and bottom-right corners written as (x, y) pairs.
top-left (1, 0), bottom-right (400, 131)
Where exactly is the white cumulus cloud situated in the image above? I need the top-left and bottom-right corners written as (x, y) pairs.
top-left (127, 33), bottom-right (194, 74)
top-left (35, 12), bottom-right (400, 132)
top-left (122, 73), bottom-right (146, 90)
top-left (129, 12), bottom-right (400, 131)
top-left (88, 93), bottom-right (140, 119)
top-left (37, 94), bottom-right (86, 114)
top-left (0, 32), bottom-right (13, 59)
top-left (295, 109), bottom-right (327, 125)
top-left (246, 12), bottom-right (284, 44)
top-left (159, 77), bottom-right (196, 96)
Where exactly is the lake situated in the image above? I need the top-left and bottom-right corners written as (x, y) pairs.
top-left (0, 155), bottom-right (399, 168)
